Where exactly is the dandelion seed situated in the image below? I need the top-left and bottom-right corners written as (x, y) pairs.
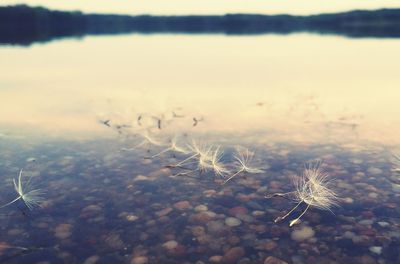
top-left (196, 145), bottom-right (214, 173)
top-left (223, 148), bottom-right (264, 184)
top-left (266, 161), bottom-right (339, 227)
top-left (150, 136), bottom-right (188, 158)
top-left (0, 170), bottom-right (45, 210)
top-left (209, 146), bottom-right (230, 177)
top-left (172, 140), bottom-right (212, 168)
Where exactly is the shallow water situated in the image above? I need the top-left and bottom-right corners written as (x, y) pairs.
top-left (0, 33), bottom-right (400, 263)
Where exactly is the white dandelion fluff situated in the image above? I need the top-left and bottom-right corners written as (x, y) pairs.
top-left (266, 161), bottom-right (339, 227)
top-left (223, 148), bottom-right (264, 184)
top-left (0, 170), bottom-right (45, 210)
top-left (150, 136), bottom-right (189, 158)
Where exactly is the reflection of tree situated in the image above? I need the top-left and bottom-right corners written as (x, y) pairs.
top-left (1, 5), bottom-right (400, 45)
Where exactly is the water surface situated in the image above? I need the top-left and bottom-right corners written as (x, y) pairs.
top-left (0, 33), bottom-right (399, 263)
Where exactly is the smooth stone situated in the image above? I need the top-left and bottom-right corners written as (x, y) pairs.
top-left (221, 247), bottom-right (245, 264)
top-left (131, 256), bottom-right (148, 264)
top-left (367, 167), bottom-right (382, 175)
top-left (262, 241), bottom-right (278, 251)
top-left (195, 205), bottom-right (208, 212)
top-left (291, 226), bottom-right (315, 242)
top-left (209, 255), bottom-right (223, 263)
top-left (246, 201), bottom-right (264, 210)
top-left (368, 193), bottom-right (378, 199)
top-left (156, 208), bottom-right (173, 217)
top-left (126, 215), bottom-right (139, 221)
top-left (377, 221), bottom-right (390, 227)
top-left (207, 221), bottom-right (225, 233)
top-left (343, 231), bottom-right (356, 239)
top-left (191, 226), bottom-right (206, 237)
top-left (189, 212), bottom-right (214, 224)
top-left (204, 211), bottom-right (217, 218)
top-left (369, 246), bottom-right (382, 255)
top-left (228, 206), bottom-right (249, 216)
top-left (162, 240), bottom-right (178, 250)
top-left (54, 223), bottom-right (73, 240)
top-left (225, 217), bottom-right (242, 227)
top-left (264, 256), bottom-right (288, 264)
top-left (83, 255), bottom-right (100, 264)
top-left (343, 197), bottom-right (354, 204)
top-left (252, 210), bottom-right (265, 217)
top-left (359, 219), bottom-right (374, 225)
top-left (134, 175), bottom-right (150, 181)
top-left (81, 205), bottom-right (102, 217)
top-left (173, 201), bottom-right (191, 210)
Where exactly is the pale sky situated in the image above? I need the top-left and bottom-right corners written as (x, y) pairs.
top-left (2, 0), bottom-right (400, 15)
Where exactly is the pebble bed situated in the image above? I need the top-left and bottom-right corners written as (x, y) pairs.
top-left (0, 138), bottom-right (399, 264)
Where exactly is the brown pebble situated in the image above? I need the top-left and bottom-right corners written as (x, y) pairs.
top-left (174, 201), bottom-right (192, 210)
top-left (221, 247), bottom-right (245, 264)
top-left (264, 256), bottom-right (288, 264)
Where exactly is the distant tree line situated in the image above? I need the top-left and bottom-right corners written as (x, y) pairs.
top-left (1, 5), bottom-right (400, 45)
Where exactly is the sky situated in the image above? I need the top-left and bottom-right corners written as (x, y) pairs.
top-left (2, 0), bottom-right (400, 15)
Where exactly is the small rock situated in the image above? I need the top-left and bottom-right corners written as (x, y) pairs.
top-left (195, 205), bottom-right (208, 212)
top-left (367, 167), bottom-right (382, 175)
top-left (264, 256), bottom-right (288, 264)
top-left (190, 212), bottom-right (215, 224)
top-left (252, 211), bottom-right (265, 217)
top-left (221, 247), bottom-right (245, 264)
top-left (156, 208), bottom-right (173, 217)
top-left (134, 175), bottom-right (150, 181)
top-left (225, 217), bottom-right (242, 227)
top-left (174, 201), bottom-right (191, 210)
top-left (209, 255), bottom-right (223, 263)
top-left (343, 197), bottom-right (354, 204)
top-left (368, 193), bottom-right (378, 199)
top-left (228, 206), bottom-right (249, 216)
top-left (162, 240), bottom-right (178, 250)
top-left (369, 246), bottom-right (382, 255)
top-left (262, 241), bottom-right (278, 251)
top-left (377, 221), bottom-right (390, 227)
top-left (126, 215), bottom-right (139, 221)
top-left (83, 255), bottom-right (100, 264)
top-left (291, 226), bottom-right (315, 242)
top-left (80, 204), bottom-right (102, 218)
top-left (54, 224), bottom-right (73, 240)
top-left (191, 226), bottom-right (206, 237)
top-left (359, 219), bottom-right (374, 226)
top-left (131, 256), bottom-right (148, 264)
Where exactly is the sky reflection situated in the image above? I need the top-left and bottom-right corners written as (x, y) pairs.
top-left (0, 34), bottom-right (400, 144)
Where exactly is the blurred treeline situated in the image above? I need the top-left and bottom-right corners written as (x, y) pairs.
top-left (1, 5), bottom-right (400, 45)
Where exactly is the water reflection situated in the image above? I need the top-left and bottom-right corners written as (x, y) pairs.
top-left (1, 34), bottom-right (400, 144)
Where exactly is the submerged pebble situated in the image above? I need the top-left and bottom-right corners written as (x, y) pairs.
top-left (54, 223), bottom-right (73, 240)
top-left (225, 217), bottom-right (242, 227)
top-left (194, 204), bottom-right (208, 212)
top-left (291, 226), bottom-right (315, 242)
top-left (221, 247), bottom-right (245, 264)
top-left (369, 246), bottom-right (382, 255)
top-left (131, 256), bottom-right (148, 264)
top-left (162, 240), bottom-right (178, 250)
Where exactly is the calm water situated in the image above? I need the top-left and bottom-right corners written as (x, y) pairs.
top-left (0, 33), bottom-right (399, 263)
